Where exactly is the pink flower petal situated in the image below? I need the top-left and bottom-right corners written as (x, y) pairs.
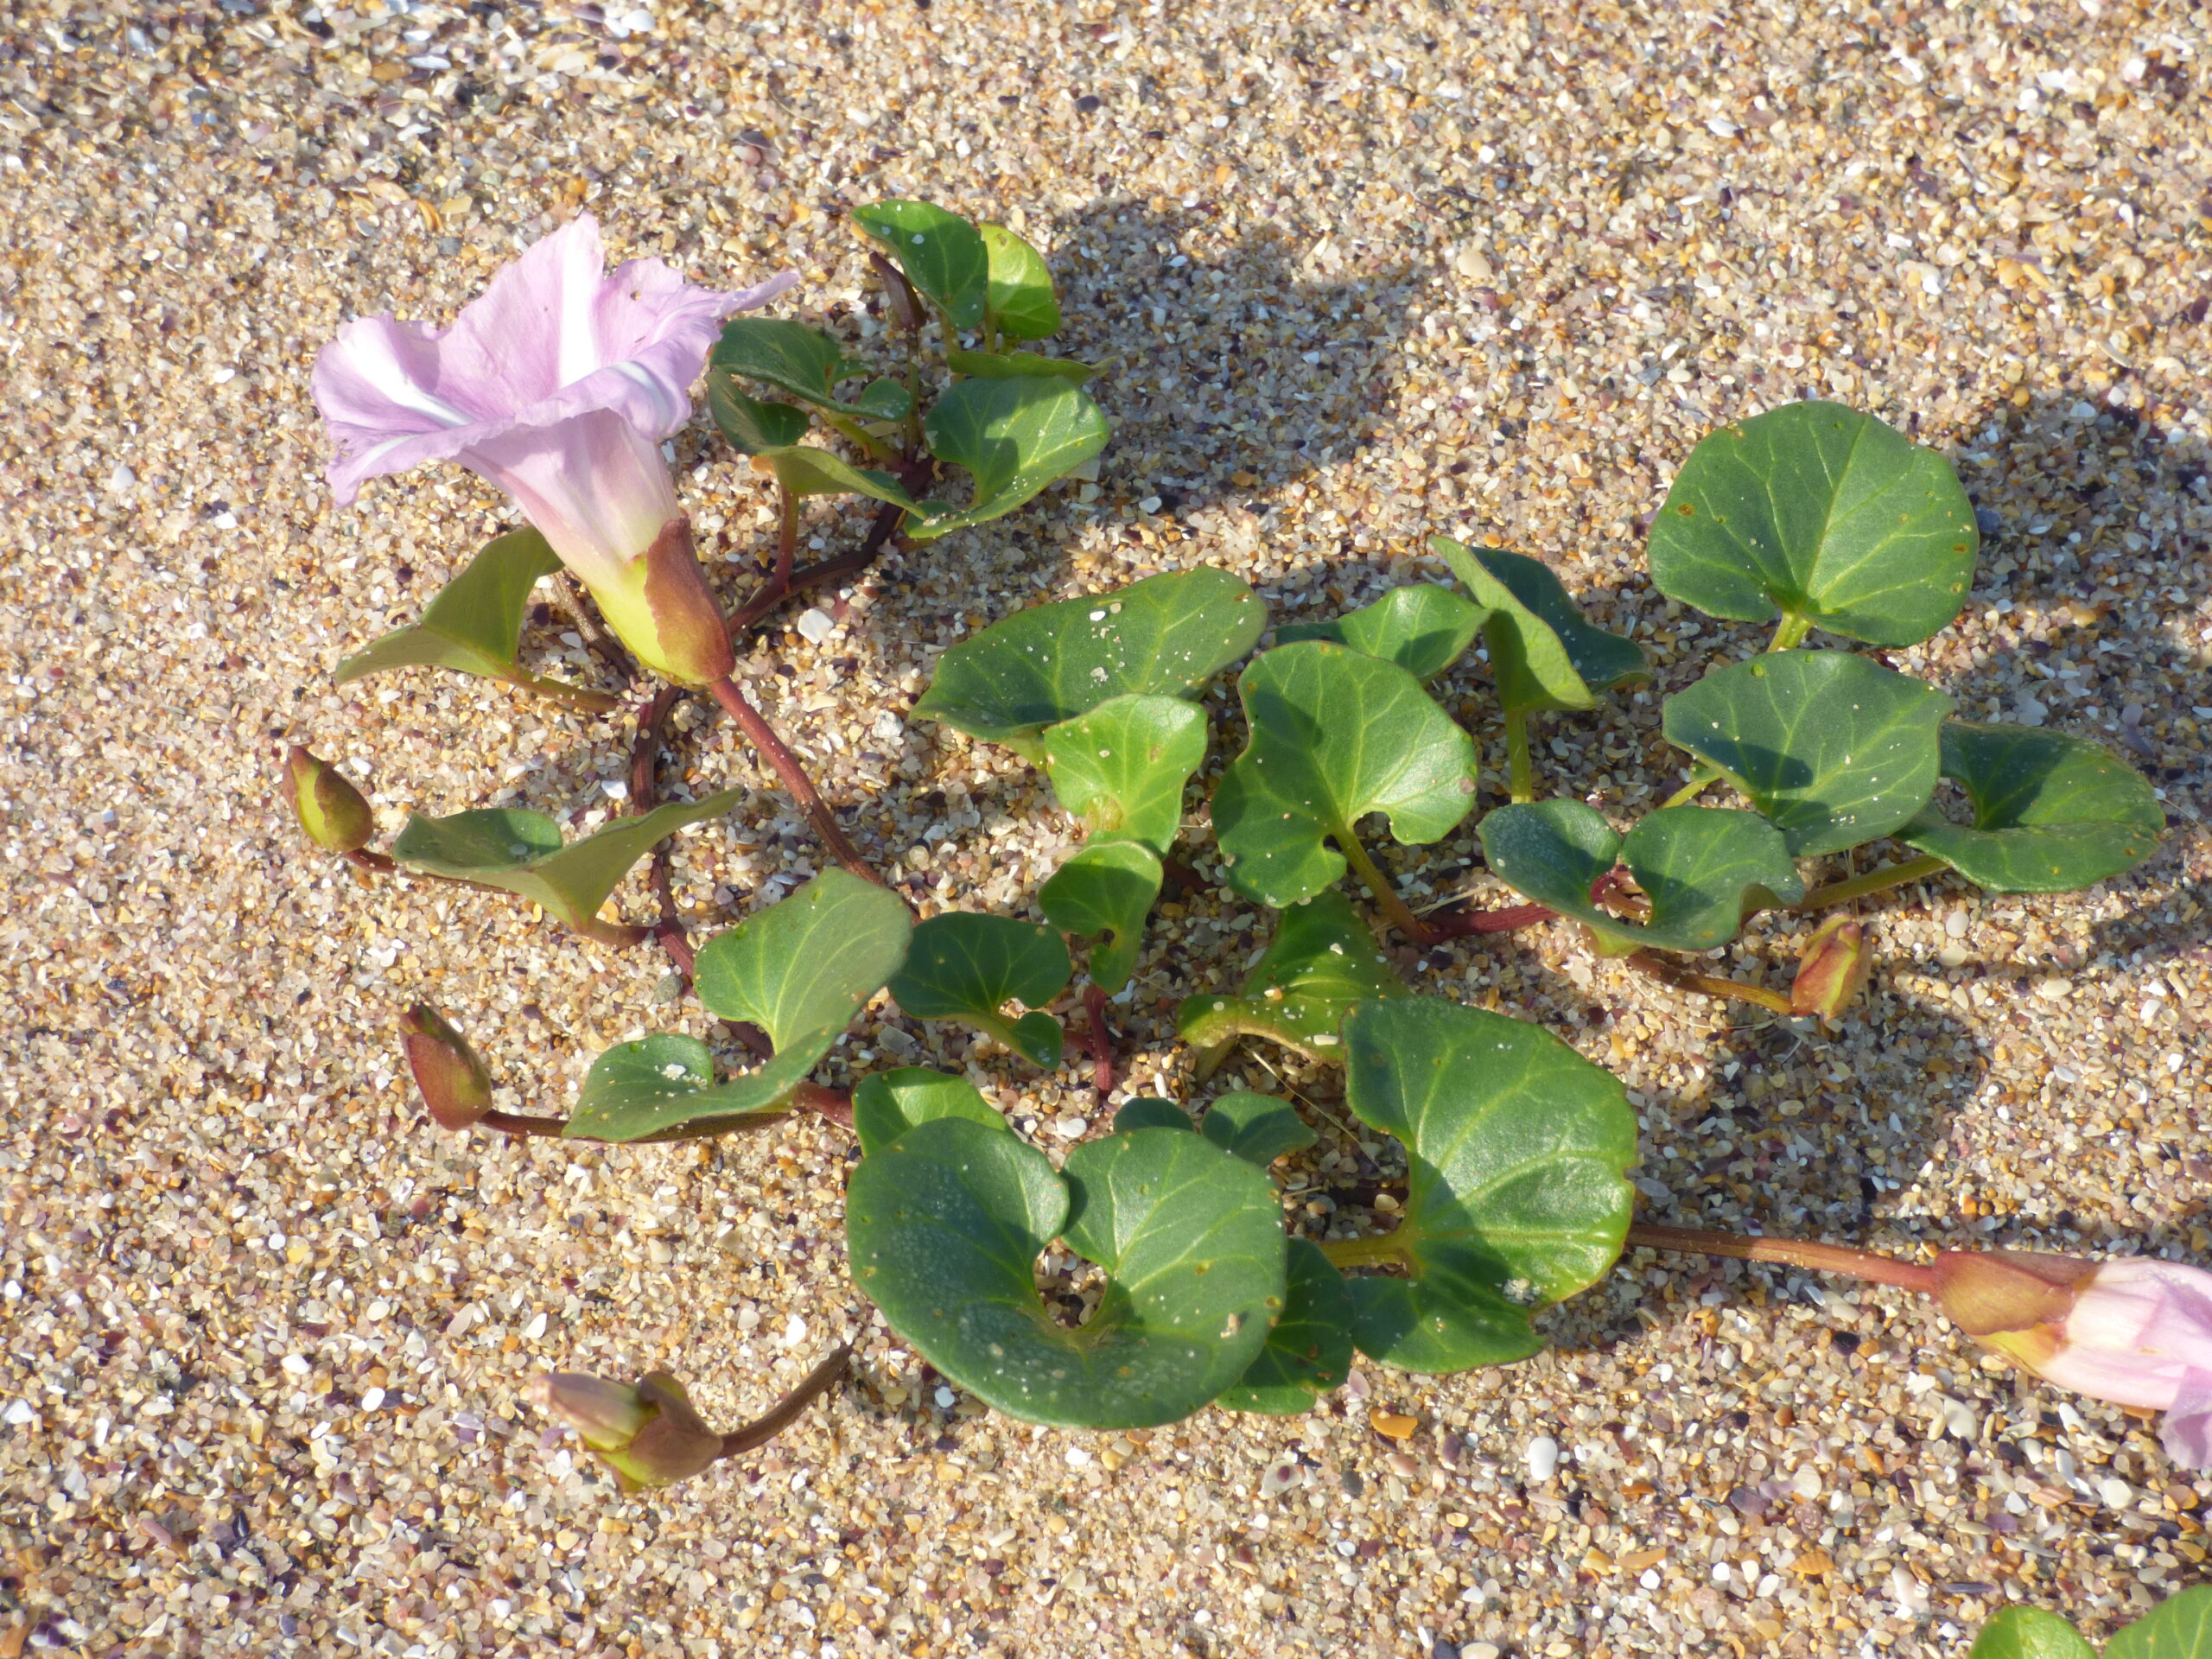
top-left (2164, 1369), bottom-right (2212, 1470)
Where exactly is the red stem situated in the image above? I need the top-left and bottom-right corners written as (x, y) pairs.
top-left (715, 1344), bottom-right (852, 1460)
top-left (345, 848), bottom-right (397, 874)
top-left (1624, 1222), bottom-right (1939, 1294)
top-left (1424, 901), bottom-right (1556, 938)
top-left (1082, 983), bottom-right (1116, 1100)
top-left (704, 676), bottom-right (884, 886)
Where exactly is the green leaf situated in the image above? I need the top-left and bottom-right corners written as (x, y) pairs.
top-left (907, 376), bottom-right (1110, 543)
top-left (980, 222), bottom-right (1062, 340)
top-left (1662, 650), bottom-right (1952, 857)
top-left (705, 376), bottom-right (813, 454)
top-left (1478, 801), bottom-right (1803, 956)
top-left (709, 320), bottom-right (894, 422)
top-left (1339, 998), bottom-right (1637, 1372)
top-left (1899, 721), bottom-right (2164, 893)
top-left (1039, 837), bottom-right (1163, 995)
top-left (2107, 1586), bottom-right (2212, 1659)
top-left (852, 200), bottom-right (990, 330)
top-left (756, 446), bottom-right (925, 508)
top-left (847, 1120), bottom-right (1287, 1427)
top-left (567, 870), bottom-right (914, 1141)
top-left (913, 568), bottom-right (1266, 753)
top-left (1432, 538), bottom-right (1648, 715)
top-left (1039, 694), bottom-right (1207, 853)
top-left (1201, 1092), bottom-right (1318, 1166)
top-left (887, 912), bottom-right (1071, 1069)
top-left (1647, 399), bottom-right (1980, 647)
top-left (391, 792), bottom-right (739, 945)
top-left (1215, 1239), bottom-right (1355, 1415)
top-left (946, 348), bottom-right (1096, 384)
top-left (1175, 890), bottom-right (1406, 1075)
top-left (1114, 1097), bottom-right (1194, 1134)
top-left (853, 1067), bottom-right (1007, 1157)
top-left (1212, 641), bottom-right (1478, 909)
top-left (1968, 1608), bottom-right (2097, 1659)
top-left (334, 528), bottom-right (614, 710)
top-left (1274, 583), bottom-right (1487, 682)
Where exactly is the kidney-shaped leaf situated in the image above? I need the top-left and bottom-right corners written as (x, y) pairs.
top-left (1339, 997), bottom-right (1637, 1372)
top-left (567, 869), bottom-right (914, 1141)
top-left (2107, 1587), bottom-right (2212, 1659)
top-left (1647, 400), bottom-right (1979, 647)
top-left (335, 528), bottom-right (617, 712)
top-left (853, 200), bottom-right (990, 329)
top-left (1433, 538), bottom-right (1647, 715)
top-left (709, 319), bottom-right (901, 423)
top-left (909, 376), bottom-right (1109, 543)
top-left (1215, 1238), bottom-right (1355, 1416)
top-left (853, 1067), bottom-right (1007, 1157)
top-left (1039, 837), bottom-right (1163, 995)
top-left (705, 376), bottom-right (814, 454)
top-left (391, 791), bottom-right (739, 946)
top-left (1900, 721), bottom-right (2164, 893)
top-left (1967, 1608), bottom-right (2096, 1659)
top-left (848, 1120), bottom-right (1286, 1427)
top-left (1114, 1097), bottom-right (1194, 1134)
top-left (887, 912), bottom-right (1071, 1069)
top-left (1200, 1092), bottom-right (1319, 1166)
top-left (1662, 650), bottom-right (1951, 857)
top-left (913, 568), bottom-right (1266, 754)
top-left (1213, 642), bottom-right (1478, 910)
top-left (980, 222), bottom-right (1062, 340)
top-left (1040, 694), bottom-right (1207, 853)
top-left (1177, 889), bottom-right (1406, 1076)
top-left (1479, 801), bottom-right (1802, 956)
top-left (1275, 582), bottom-right (1487, 682)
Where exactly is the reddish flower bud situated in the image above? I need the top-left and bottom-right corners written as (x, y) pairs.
top-left (530, 1370), bottom-right (724, 1491)
top-left (287, 746), bottom-right (374, 854)
top-left (1790, 913), bottom-right (1871, 1020)
top-left (1933, 1251), bottom-right (2212, 1468)
top-left (400, 1004), bottom-right (493, 1130)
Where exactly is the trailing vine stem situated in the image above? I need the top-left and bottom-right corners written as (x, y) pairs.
top-left (1337, 830), bottom-right (1438, 944)
top-left (714, 1344), bottom-right (854, 1462)
top-left (1796, 854), bottom-right (1950, 912)
top-left (1623, 1222), bottom-right (1940, 1294)
top-left (469, 1081), bottom-right (855, 1143)
top-left (1081, 983), bottom-right (1116, 1100)
top-left (704, 676), bottom-right (884, 887)
top-left (1624, 950), bottom-right (1795, 1014)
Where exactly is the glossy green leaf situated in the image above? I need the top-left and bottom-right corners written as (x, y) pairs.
top-left (758, 446), bottom-right (925, 507)
top-left (907, 376), bottom-right (1110, 543)
top-left (980, 222), bottom-right (1061, 340)
top-left (1339, 998), bottom-right (1637, 1373)
top-left (852, 200), bottom-right (990, 329)
top-left (913, 568), bottom-right (1266, 754)
top-left (1039, 694), bottom-right (1207, 853)
top-left (1967, 1608), bottom-right (2096, 1659)
top-left (946, 347), bottom-right (1095, 384)
top-left (1212, 641), bottom-right (1478, 909)
top-left (1647, 399), bottom-right (1979, 647)
top-left (1215, 1238), bottom-right (1355, 1415)
top-left (1274, 583), bottom-right (1487, 682)
top-left (1176, 890), bottom-right (1405, 1075)
top-left (1039, 837), bottom-right (1163, 995)
top-left (1432, 538), bottom-right (1648, 715)
top-left (847, 1120), bottom-right (1287, 1427)
top-left (708, 320), bottom-right (900, 423)
top-left (887, 912), bottom-right (1071, 1069)
top-left (1662, 650), bottom-right (1951, 857)
top-left (1114, 1097), bottom-right (1194, 1134)
top-left (334, 528), bottom-right (615, 711)
top-left (1478, 801), bottom-right (1802, 956)
top-left (705, 376), bottom-right (813, 454)
top-left (567, 870), bottom-right (914, 1141)
top-left (1200, 1092), bottom-right (1318, 1166)
top-left (853, 1067), bottom-right (1007, 1157)
top-left (391, 791), bottom-right (738, 945)
top-left (1899, 721), bottom-right (2164, 893)
top-left (2107, 1586), bottom-right (2212, 1659)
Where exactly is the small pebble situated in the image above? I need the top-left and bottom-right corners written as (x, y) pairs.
top-left (1370, 1408), bottom-right (1417, 1441)
top-left (1525, 1435), bottom-right (1560, 1482)
top-left (795, 607), bottom-right (836, 644)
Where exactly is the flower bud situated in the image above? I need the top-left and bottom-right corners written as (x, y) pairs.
top-left (287, 746), bottom-right (374, 853)
top-left (530, 1370), bottom-right (724, 1491)
top-left (400, 1004), bottom-right (494, 1130)
top-left (1933, 1251), bottom-right (2212, 1469)
top-left (1790, 913), bottom-right (1871, 1020)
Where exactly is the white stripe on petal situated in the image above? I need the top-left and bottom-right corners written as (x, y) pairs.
top-left (608, 358), bottom-right (679, 427)
top-left (556, 222), bottom-right (605, 389)
top-left (345, 327), bottom-right (473, 428)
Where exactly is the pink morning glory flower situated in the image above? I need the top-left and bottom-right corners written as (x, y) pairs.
top-left (312, 214), bottom-right (794, 683)
top-left (1933, 1250), bottom-right (2212, 1468)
